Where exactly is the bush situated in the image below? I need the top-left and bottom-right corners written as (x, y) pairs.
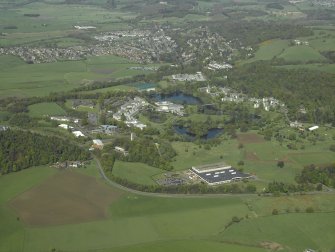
top-left (272, 209), bottom-right (279, 215)
top-left (330, 144), bottom-right (335, 152)
top-left (277, 160), bottom-right (285, 168)
top-left (306, 207), bottom-right (314, 213)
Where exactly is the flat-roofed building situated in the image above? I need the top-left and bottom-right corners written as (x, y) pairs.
top-left (191, 162), bottom-right (252, 185)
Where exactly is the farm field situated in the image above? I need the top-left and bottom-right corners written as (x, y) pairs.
top-left (1, 1), bottom-right (335, 251)
top-left (221, 212), bottom-right (335, 252)
top-left (0, 55), bottom-right (156, 98)
top-left (0, 2), bottom-right (134, 46)
top-left (278, 45), bottom-right (327, 62)
top-left (0, 163), bottom-right (334, 252)
top-left (10, 170), bottom-right (121, 226)
top-left (243, 39), bottom-right (289, 63)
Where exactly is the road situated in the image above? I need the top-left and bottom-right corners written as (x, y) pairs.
top-left (94, 157), bottom-right (251, 198)
top-left (94, 157), bottom-right (335, 199)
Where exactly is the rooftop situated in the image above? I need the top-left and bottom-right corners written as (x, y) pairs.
top-left (192, 167), bottom-right (251, 185)
top-left (192, 162), bottom-right (231, 173)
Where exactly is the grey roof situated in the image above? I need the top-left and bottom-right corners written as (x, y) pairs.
top-left (192, 167), bottom-right (250, 184)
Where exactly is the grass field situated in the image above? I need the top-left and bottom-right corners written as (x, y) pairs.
top-left (278, 45), bottom-right (327, 62)
top-left (28, 102), bottom-right (66, 118)
top-left (243, 39), bottom-right (289, 63)
top-left (0, 164), bottom-right (334, 252)
top-left (221, 212), bottom-right (335, 252)
top-left (0, 2), bottom-right (134, 46)
top-left (10, 170), bottom-right (121, 226)
top-left (113, 161), bottom-right (162, 185)
top-left (171, 140), bottom-right (242, 171)
top-left (277, 63), bottom-right (335, 74)
top-left (0, 55), bottom-right (156, 97)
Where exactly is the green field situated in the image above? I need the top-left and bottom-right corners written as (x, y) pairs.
top-left (221, 212), bottom-right (335, 252)
top-left (243, 39), bottom-right (289, 63)
top-left (0, 55), bottom-right (156, 97)
top-left (0, 2), bottom-right (134, 46)
top-left (0, 164), bottom-right (334, 252)
top-left (278, 45), bottom-right (327, 62)
top-left (113, 161), bottom-right (162, 185)
top-left (171, 140), bottom-right (242, 171)
top-left (28, 102), bottom-right (66, 118)
top-left (278, 63), bottom-right (335, 74)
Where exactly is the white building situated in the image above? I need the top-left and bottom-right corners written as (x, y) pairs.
top-left (92, 139), bottom-right (104, 149)
top-left (72, 131), bottom-right (85, 137)
top-left (308, 125), bottom-right (319, 131)
top-left (58, 124), bottom-right (73, 130)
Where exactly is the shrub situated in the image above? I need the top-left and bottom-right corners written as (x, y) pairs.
top-left (306, 207), bottom-right (314, 213)
top-left (272, 209), bottom-right (279, 215)
top-left (277, 160), bottom-right (285, 168)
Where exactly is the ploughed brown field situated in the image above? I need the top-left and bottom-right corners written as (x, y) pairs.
top-left (237, 133), bottom-right (265, 144)
top-left (9, 170), bottom-right (121, 227)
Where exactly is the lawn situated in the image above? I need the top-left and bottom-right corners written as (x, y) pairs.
top-left (28, 102), bottom-right (66, 118)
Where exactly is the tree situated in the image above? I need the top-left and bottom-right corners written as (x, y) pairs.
top-left (277, 160), bottom-right (285, 168)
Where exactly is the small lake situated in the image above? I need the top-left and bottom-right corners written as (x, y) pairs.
top-left (174, 126), bottom-right (223, 140)
top-left (153, 92), bottom-right (201, 105)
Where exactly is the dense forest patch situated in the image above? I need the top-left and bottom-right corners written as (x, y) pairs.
top-left (0, 129), bottom-right (90, 174)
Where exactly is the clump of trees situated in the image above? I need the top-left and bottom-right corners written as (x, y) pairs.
top-left (296, 164), bottom-right (335, 188)
top-left (266, 163), bottom-right (335, 194)
top-left (228, 62), bottom-right (335, 124)
top-left (105, 137), bottom-right (176, 170)
top-left (0, 130), bottom-right (90, 174)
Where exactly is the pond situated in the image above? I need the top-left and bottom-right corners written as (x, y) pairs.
top-left (153, 92), bottom-right (201, 105)
top-left (174, 126), bottom-right (223, 140)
